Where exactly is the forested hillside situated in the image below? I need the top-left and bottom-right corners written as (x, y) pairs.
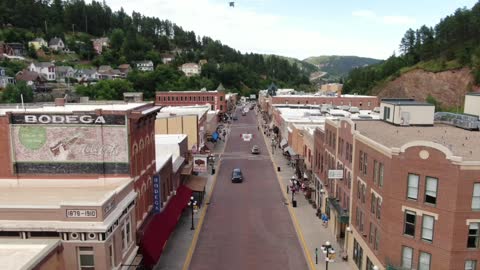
top-left (343, 1), bottom-right (480, 95)
top-left (304, 55), bottom-right (381, 80)
top-left (0, 0), bottom-right (312, 97)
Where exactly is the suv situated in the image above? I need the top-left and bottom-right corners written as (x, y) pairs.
top-left (231, 168), bottom-right (243, 183)
top-left (251, 145), bottom-right (260, 154)
top-left (232, 115), bottom-right (238, 121)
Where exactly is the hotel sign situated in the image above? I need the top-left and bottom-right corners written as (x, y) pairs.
top-left (153, 175), bottom-right (161, 213)
top-left (328, 170), bottom-right (344, 179)
top-left (66, 209), bottom-right (97, 218)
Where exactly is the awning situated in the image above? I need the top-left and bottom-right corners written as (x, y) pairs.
top-left (181, 163), bottom-right (193, 176)
top-left (327, 197), bottom-right (349, 224)
top-left (284, 146), bottom-right (297, 156)
top-left (280, 139), bottom-right (288, 148)
top-left (141, 185), bottom-right (193, 267)
top-left (184, 175), bottom-right (208, 192)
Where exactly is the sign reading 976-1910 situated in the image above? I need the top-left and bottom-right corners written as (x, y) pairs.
top-left (66, 209), bottom-right (97, 218)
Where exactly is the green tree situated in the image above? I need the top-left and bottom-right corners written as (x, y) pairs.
top-left (0, 81), bottom-right (33, 103)
top-left (76, 80), bottom-right (134, 100)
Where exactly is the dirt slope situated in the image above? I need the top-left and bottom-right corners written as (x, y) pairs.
top-left (375, 68), bottom-right (479, 108)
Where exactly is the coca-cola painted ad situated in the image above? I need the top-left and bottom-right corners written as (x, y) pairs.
top-left (10, 123), bottom-right (129, 174)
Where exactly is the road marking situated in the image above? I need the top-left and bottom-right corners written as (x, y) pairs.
top-left (259, 121), bottom-right (316, 270)
top-left (182, 157), bottom-right (223, 270)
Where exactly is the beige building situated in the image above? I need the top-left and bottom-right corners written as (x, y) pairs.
top-left (464, 93), bottom-right (480, 117)
top-left (0, 178), bottom-right (137, 270)
top-left (0, 239), bottom-right (64, 270)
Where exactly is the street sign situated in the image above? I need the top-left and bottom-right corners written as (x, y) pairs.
top-left (328, 170), bottom-right (344, 179)
top-left (153, 175), bottom-right (161, 213)
top-left (193, 155), bottom-right (208, 173)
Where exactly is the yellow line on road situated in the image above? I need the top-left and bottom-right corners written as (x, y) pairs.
top-left (182, 135), bottom-right (226, 270)
top-left (260, 120), bottom-right (316, 270)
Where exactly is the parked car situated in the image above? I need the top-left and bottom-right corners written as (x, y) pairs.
top-left (251, 145), bottom-right (260, 154)
top-left (231, 168), bottom-right (243, 183)
top-left (232, 115), bottom-right (238, 120)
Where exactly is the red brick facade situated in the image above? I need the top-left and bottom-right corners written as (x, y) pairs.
top-left (155, 90), bottom-right (227, 113)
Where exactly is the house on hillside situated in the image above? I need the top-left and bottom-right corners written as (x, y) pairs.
top-left (0, 67), bottom-right (15, 89)
top-left (199, 59), bottom-right (208, 66)
top-left (28, 62), bottom-right (56, 81)
top-left (135, 60), bottom-right (154, 72)
top-left (28, 38), bottom-right (48, 50)
top-left (91, 37), bottom-right (109, 55)
top-left (16, 70), bottom-right (44, 89)
top-left (0, 42), bottom-right (25, 56)
top-left (97, 65), bottom-right (125, 80)
top-left (49, 37), bottom-right (65, 51)
top-left (55, 66), bottom-right (75, 82)
top-left (180, 63), bottom-right (201, 77)
top-left (118, 64), bottom-right (132, 74)
top-left (161, 53), bottom-right (175, 64)
top-left (74, 69), bottom-right (99, 82)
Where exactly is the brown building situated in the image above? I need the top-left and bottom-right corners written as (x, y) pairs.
top-left (313, 98), bottom-right (480, 270)
top-left (271, 94), bottom-right (379, 110)
top-left (155, 89), bottom-right (227, 113)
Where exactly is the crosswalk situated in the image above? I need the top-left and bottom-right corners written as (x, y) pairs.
top-left (221, 153), bottom-right (271, 161)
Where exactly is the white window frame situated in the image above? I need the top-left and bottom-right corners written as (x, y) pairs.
top-left (401, 246), bottom-right (413, 269)
top-left (472, 183), bottom-right (480, 210)
top-left (122, 216), bottom-right (132, 252)
top-left (465, 260), bottom-right (477, 270)
top-left (407, 174), bottom-right (419, 200)
top-left (109, 242), bottom-right (115, 268)
top-left (468, 223), bottom-right (480, 248)
top-left (421, 215), bottom-right (434, 242)
top-left (425, 177), bottom-right (438, 205)
top-left (404, 211), bottom-right (416, 237)
top-left (78, 247), bottom-right (95, 270)
top-left (419, 252), bottom-right (431, 270)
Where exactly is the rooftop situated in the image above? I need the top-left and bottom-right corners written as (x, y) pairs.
top-left (466, 92), bottom-right (480, 96)
top-left (382, 99), bottom-right (433, 106)
top-left (158, 90), bottom-right (220, 94)
top-left (155, 134), bottom-right (187, 144)
top-left (274, 93), bottom-right (375, 98)
top-left (0, 102), bottom-right (149, 115)
top-left (355, 121), bottom-right (480, 161)
top-left (0, 178), bottom-right (132, 208)
top-left (157, 105), bottom-right (210, 119)
top-left (0, 239), bottom-right (61, 270)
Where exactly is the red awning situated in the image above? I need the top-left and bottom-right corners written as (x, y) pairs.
top-left (141, 185), bottom-right (193, 267)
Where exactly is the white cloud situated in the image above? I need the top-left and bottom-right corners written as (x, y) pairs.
top-left (352, 9), bottom-right (416, 26)
top-left (100, 0), bottom-right (390, 59)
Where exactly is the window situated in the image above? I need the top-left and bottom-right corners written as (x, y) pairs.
top-left (419, 252), bottom-right (431, 270)
top-left (122, 217), bottom-right (132, 251)
top-left (425, 177), bottom-right (438, 205)
top-left (361, 184), bottom-right (366, 204)
top-left (404, 211), bottom-right (416, 236)
top-left (422, 215), bottom-right (434, 242)
top-left (353, 239), bottom-right (363, 268)
top-left (465, 260), bottom-right (477, 270)
top-left (357, 180), bottom-right (361, 199)
top-left (373, 160), bottom-right (378, 185)
top-left (468, 223), bottom-right (480, 248)
top-left (220, 96), bottom-right (224, 101)
top-left (371, 194), bottom-right (376, 214)
top-left (401, 246), bottom-right (413, 269)
top-left (376, 199), bottom-right (381, 220)
top-left (374, 227), bottom-right (380, 251)
top-left (369, 222), bottom-right (374, 243)
top-left (472, 184), bottom-right (480, 210)
top-left (407, 174), bottom-right (419, 200)
top-left (379, 163), bottom-right (384, 187)
top-left (366, 257), bottom-right (374, 270)
top-left (78, 247), bottom-right (95, 270)
top-left (359, 150), bottom-right (363, 171)
top-left (109, 243), bottom-right (115, 267)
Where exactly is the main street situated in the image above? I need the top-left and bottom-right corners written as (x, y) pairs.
top-left (188, 106), bottom-right (309, 270)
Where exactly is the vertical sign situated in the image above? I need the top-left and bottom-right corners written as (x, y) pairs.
top-left (153, 175), bottom-right (161, 213)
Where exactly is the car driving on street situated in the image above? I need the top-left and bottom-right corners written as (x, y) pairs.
top-left (231, 168), bottom-right (243, 183)
top-left (251, 145), bottom-right (260, 154)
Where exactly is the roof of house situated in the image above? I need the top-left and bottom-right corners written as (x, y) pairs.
top-left (0, 239), bottom-right (61, 270)
top-left (136, 60), bottom-right (153, 65)
top-left (34, 62), bottom-right (55, 68)
top-left (15, 71), bottom-right (41, 82)
top-left (55, 66), bottom-right (74, 73)
top-left (32, 38), bottom-right (46, 43)
top-left (118, 64), bottom-right (131, 69)
top-left (161, 53), bottom-right (175, 58)
top-left (355, 121), bottom-right (480, 161)
top-left (98, 65), bottom-right (112, 72)
top-left (48, 37), bottom-right (63, 46)
top-left (181, 63), bottom-right (199, 68)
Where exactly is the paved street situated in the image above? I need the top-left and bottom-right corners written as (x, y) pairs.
top-left (188, 107), bottom-right (309, 270)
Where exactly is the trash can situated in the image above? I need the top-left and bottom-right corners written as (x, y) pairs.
top-left (277, 166), bottom-right (281, 172)
top-left (292, 200), bottom-right (297, 207)
top-left (211, 168), bottom-right (216, 175)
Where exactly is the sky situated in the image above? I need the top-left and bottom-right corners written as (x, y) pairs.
top-left (102, 0), bottom-right (479, 60)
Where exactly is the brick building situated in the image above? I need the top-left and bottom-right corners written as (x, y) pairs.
top-left (155, 90), bottom-right (227, 113)
top-left (271, 94), bottom-right (379, 110)
top-left (312, 98), bottom-right (480, 270)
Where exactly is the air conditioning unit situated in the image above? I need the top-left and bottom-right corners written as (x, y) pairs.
top-left (87, 233), bottom-right (98, 241)
top-left (69, 232), bottom-right (80, 240)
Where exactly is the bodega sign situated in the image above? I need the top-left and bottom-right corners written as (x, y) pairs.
top-left (10, 114), bottom-right (126, 125)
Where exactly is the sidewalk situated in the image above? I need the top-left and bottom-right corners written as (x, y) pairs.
top-left (258, 115), bottom-right (352, 270)
top-left (153, 138), bottom-right (226, 270)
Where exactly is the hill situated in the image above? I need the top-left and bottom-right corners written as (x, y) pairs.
top-left (343, 2), bottom-right (480, 109)
top-left (303, 55), bottom-right (381, 80)
top-left (0, 0), bottom-right (313, 100)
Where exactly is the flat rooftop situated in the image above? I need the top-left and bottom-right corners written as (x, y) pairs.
top-left (0, 178), bottom-right (132, 208)
top-left (355, 121), bottom-right (480, 161)
top-left (159, 90), bottom-right (220, 93)
top-left (382, 100), bottom-right (432, 106)
top-left (0, 102), bottom-right (149, 115)
top-left (274, 94), bottom-right (375, 98)
top-left (0, 239), bottom-right (61, 270)
top-left (155, 134), bottom-right (187, 144)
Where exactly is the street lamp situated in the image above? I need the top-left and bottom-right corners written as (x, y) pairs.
top-left (321, 241), bottom-right (335, 270)
top-left (188, 196), bottom-right (197, 230)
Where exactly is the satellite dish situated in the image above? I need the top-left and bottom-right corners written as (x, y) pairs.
top-left (229, 1), bottom-right (235, 7)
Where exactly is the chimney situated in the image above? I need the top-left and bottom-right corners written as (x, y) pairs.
top-left (55, 98), bottom-right (65, 106)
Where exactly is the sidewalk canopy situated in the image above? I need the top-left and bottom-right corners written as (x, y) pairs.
top-left (141, 185), bottom-right (193, 267)
top-left (327, 197), bottom-right (349, 224)
top-left (280, 139), bottom-right (288, 148)
top-left (184, 175), bottom-right (207, 192)
top-left (284, 146), bottom-right (297, 157)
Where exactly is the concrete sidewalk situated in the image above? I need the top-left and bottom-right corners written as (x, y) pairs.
top-left (153, 137), bottom-right (226, 270)
top-left (258, 114), bottom-right (352, 270)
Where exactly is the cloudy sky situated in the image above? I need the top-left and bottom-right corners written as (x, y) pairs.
top-left (102, 0), bottom-right (478, 60)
